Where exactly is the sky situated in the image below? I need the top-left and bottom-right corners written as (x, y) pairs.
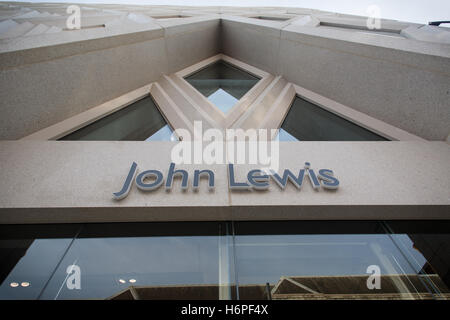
top-left (6, 0), bottom-right (450, 25)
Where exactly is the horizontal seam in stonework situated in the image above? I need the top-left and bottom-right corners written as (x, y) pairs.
top-left (0, 33), bottom-right (166, 71)
top-left (224, 20), bottom-right (450, 76)
top-left (281, 36), bottom-right (450, 78)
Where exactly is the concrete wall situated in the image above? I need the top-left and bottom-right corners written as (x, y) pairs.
top-left (0, 141), bottom-right (448, 224)
top-left (1, 14), bottom-right (449, 141)
top-left (0, 18), bottom-right (220, 140)
top-left (221, 18), bottom-right (450, 141)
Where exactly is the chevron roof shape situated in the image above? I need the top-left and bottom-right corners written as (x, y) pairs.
top-left (147, 52), bottom-right (425, 142)
top-left (150, 53), bottom-right (290, 136)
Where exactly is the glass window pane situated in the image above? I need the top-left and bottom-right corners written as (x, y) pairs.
top-left (279, 96), bottom-right (388, 141)
top-left (145, 124), bottom-right (177, 141)
top-left (60, 96), bottom-right (173, 141)
top-left (2, 221), bottom-right (448, 300)
top-left (386, 221), bottom-right (450, 298)
top-left (233, 221), bottom-right (450, 300)
top-left (207, 88), bottom-right (239, 113)
top-left (37, 222), bottom-right (233, 300)
top-left (0, 224), bottom-right (80, 300)
top-left (185, 60), bottom-right (260, 113)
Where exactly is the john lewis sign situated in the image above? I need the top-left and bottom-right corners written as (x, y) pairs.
top-left (113, 162), bottom-right (339, 200)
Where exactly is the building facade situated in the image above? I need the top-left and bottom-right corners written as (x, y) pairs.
top-left (0, 2), bottom-right (449, 300)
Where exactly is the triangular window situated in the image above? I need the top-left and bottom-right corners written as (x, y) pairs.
top-left (278, 96), bottom-right (388, 141)
top-left (60, 95), bottom-right (175, 141)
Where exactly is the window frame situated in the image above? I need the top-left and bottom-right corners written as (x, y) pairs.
top-left (268, 84), bottom-right (425, 141)
top-left (21, 84), bottom-right (178, 141)
top-left (175, 54), bottom-right (272, 128)
top-left (21, 55), bottom-right (424, 142)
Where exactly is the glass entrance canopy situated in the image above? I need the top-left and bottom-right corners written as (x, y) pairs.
top-left (185, 60), bottom-right (260, 114)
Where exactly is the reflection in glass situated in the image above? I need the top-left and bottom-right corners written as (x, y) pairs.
top-left (38, 222), bottom-right (231, 300)
top-left (0, 225), bottom-right (79, 300)
top-left (145, 124), bottom-right (176, 141)
top-left (60, 96), bottom-right (174, 141)
top-left (1, 221), bottom-right (449, 300)
top-left (234, 221), bottom-right (450, 300)
top-left (279, 96), bottom-right (388, 141)
top-left (185, 60), bottom-right (260, 113)
top-left (207, 89), bottom-right (239, 113)
top-left (387, 221), bottom-right (450, 296)
top-left (276, 128), bottom-right (298, 142)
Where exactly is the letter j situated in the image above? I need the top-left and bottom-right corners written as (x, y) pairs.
top-left (113, 162), bottom-right (138, 200)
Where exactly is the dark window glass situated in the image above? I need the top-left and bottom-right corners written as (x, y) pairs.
top-left (185, 60), bottom-right (260, 113)
top-left (0, 222), bottom-right (231, 300)
top-left (1, 221), bottom-right (448, 300)
top-left (279, 96), bottom-right (388, 141)
top-left (0, 224), bottom-right (80, 300)
top-left (233, 221), bottom-right (450, 300)
top-left (60, 96), bottom-right (174, 141)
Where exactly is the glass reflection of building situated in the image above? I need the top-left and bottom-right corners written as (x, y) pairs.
top-left (1, 221), bottom-right (449, 300)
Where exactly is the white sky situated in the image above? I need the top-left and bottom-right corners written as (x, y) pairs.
top-left (5, 0), bottom-right (450, 24)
